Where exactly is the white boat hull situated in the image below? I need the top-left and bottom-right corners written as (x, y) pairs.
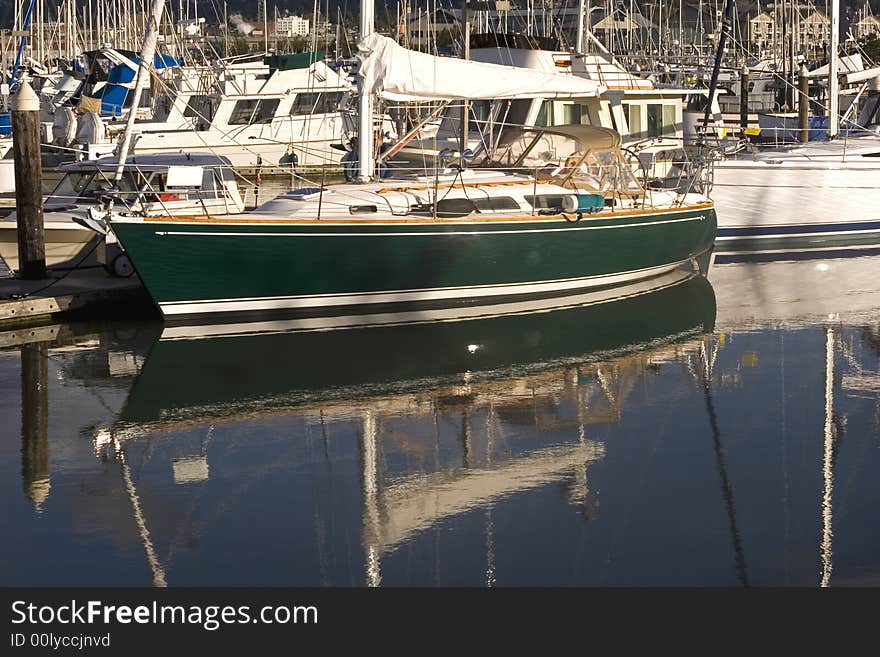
top-left (0, 221), bottom-right (99, 271)
top-left (710, 149), bottom-right (880, 256)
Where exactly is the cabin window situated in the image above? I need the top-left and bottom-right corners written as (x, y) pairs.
top-left (624, 103), bottom-right (642, 136)
top-left (199, 169), bottom-right (221, 199)
top-left (504, 99), bottom-right (531, 127)
top-left (686, 94), bottom-right (708, 111)
top-left (472, 196), bottom-right (520, 211)
top-left (183, 94), bottom-right (214, 121)
top-left (290, 91), bottom-right (344, 115)
top-left (290, 93), bottom-right (316, 115)
top-left (535, 101), bottom-right (552, 127)
top-left (561, 104), bottom-right (582, 125)
top-left (229, 98), bottom-right (281, 125)
top-left (143, 169), bottom-right (222, 202)
top-left (435, 198), bottom-right (476, 217)
top-left (525, 194), bottom-right (567, 210)
top-left (646, 104), bottom-right (661, 136)
top-left (663, 104), bottom-right (676, 134)
top-left (130, 172), bottom-right (176, 203)
top-left (861, 94), bottom-right (880, 126)
top-left (118, 88), bottom-right (152, 110)
top-left (646, 103), bottom-right (676, 137)
top-left (468, 100), bottom-right (492, 132)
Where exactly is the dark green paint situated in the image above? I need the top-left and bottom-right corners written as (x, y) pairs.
top-left (112, 207), bottom-right (717, 307)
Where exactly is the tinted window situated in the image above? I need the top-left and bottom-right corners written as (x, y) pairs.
top-left (525, 194), bottom-right (566, 209)
top-left (645, 104), bottom-right (677, 137)
top-left (535, 100), bottom-right (552, 127)
top-left (561, 104), bottom-right (582, 125)
top-left (229, 98), bottom-right (280, 125)
top-left (472, 196), bottom-right (520, 211)
top-left (184, 94), bottom-right (213, 120)
top-left (290, 92), bottom-right (344, 115)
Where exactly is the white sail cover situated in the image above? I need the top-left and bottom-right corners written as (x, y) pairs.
top-left (358, 33), bottom-right (603, 101)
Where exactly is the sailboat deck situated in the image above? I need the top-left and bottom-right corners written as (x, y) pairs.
top-left (139, 202), bottom-right (713, 226)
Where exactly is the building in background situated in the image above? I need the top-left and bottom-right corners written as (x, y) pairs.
top-left (275, 15), bottom-right (310, 38)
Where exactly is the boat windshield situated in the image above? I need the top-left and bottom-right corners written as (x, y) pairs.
top-left (80, 170), bottom-right (151, 206)
top-left (550, 150), bottom-right (643, 195)
top-left (475, 127), bottom-right (643, 195)
top-left (48, 168), bottom-right (152, 207)
top-left (47, 171), bottom-right (96, 205)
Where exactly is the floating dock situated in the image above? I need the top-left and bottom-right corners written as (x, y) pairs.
top-left (0, 268), bottom-right (153, 327)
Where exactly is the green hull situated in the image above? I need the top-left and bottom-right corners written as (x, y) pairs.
top-left (111, 206), bottom-right (717, 318)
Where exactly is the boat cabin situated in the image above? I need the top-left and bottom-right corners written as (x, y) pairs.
top-left (70, 59), bottom-right (355, 168)
top-left (46, 153), bottom-right (245, 216)
top-left (258, 126), bottom-right (668, 223)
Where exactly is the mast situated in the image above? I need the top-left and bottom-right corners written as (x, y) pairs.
top-left (828, 0), bottom-right (840, 137)
top-left (576, 0), bottom-right (585, 53)
top-left (460, 0), bottom-right (470, 160)
top-left (701, 0), bottom-right (735, 143)
top-left (113, 0), bottom-right (166, 182)
top-left (357, 0), bottom-right (375, 182)
top-left (11, 0), bottom-right (36, 88)
top-left (263, 0), bottom-right (268, 55)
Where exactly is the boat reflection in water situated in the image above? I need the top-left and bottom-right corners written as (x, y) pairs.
top-left (101, 269), bottom-right (715, 586)
top-left (119, 269), bottom-right (716, 430)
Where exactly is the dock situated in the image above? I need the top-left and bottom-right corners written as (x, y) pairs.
top-left (0, 268), bottom-right (154, 328)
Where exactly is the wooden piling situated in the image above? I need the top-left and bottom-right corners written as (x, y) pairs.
top-left (11, 81), bottom-right (46, 279)
top-left (799, 64), bottom-right (810, 144)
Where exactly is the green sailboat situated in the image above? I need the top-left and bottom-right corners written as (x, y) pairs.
top-left (110, 124), bottom-right (716, 319)
top-left (109, 29), bottom-right (715, 320)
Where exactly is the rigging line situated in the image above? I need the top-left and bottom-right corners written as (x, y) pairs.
top-left (700, 342), bottom-right (750, 587)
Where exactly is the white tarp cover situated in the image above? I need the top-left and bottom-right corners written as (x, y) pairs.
top-left (806, 53), bottom-right (864, 77)
top-left (357, 33), bottom-right (603, 101)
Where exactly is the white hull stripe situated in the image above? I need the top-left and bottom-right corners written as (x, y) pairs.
top-left (161, 270), bottom-right (698, 339)
top-left (159, 261), bottom-right (691, 316)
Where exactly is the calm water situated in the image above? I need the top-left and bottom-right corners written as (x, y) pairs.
top-left (2, 257), bottom-right (880, 587)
